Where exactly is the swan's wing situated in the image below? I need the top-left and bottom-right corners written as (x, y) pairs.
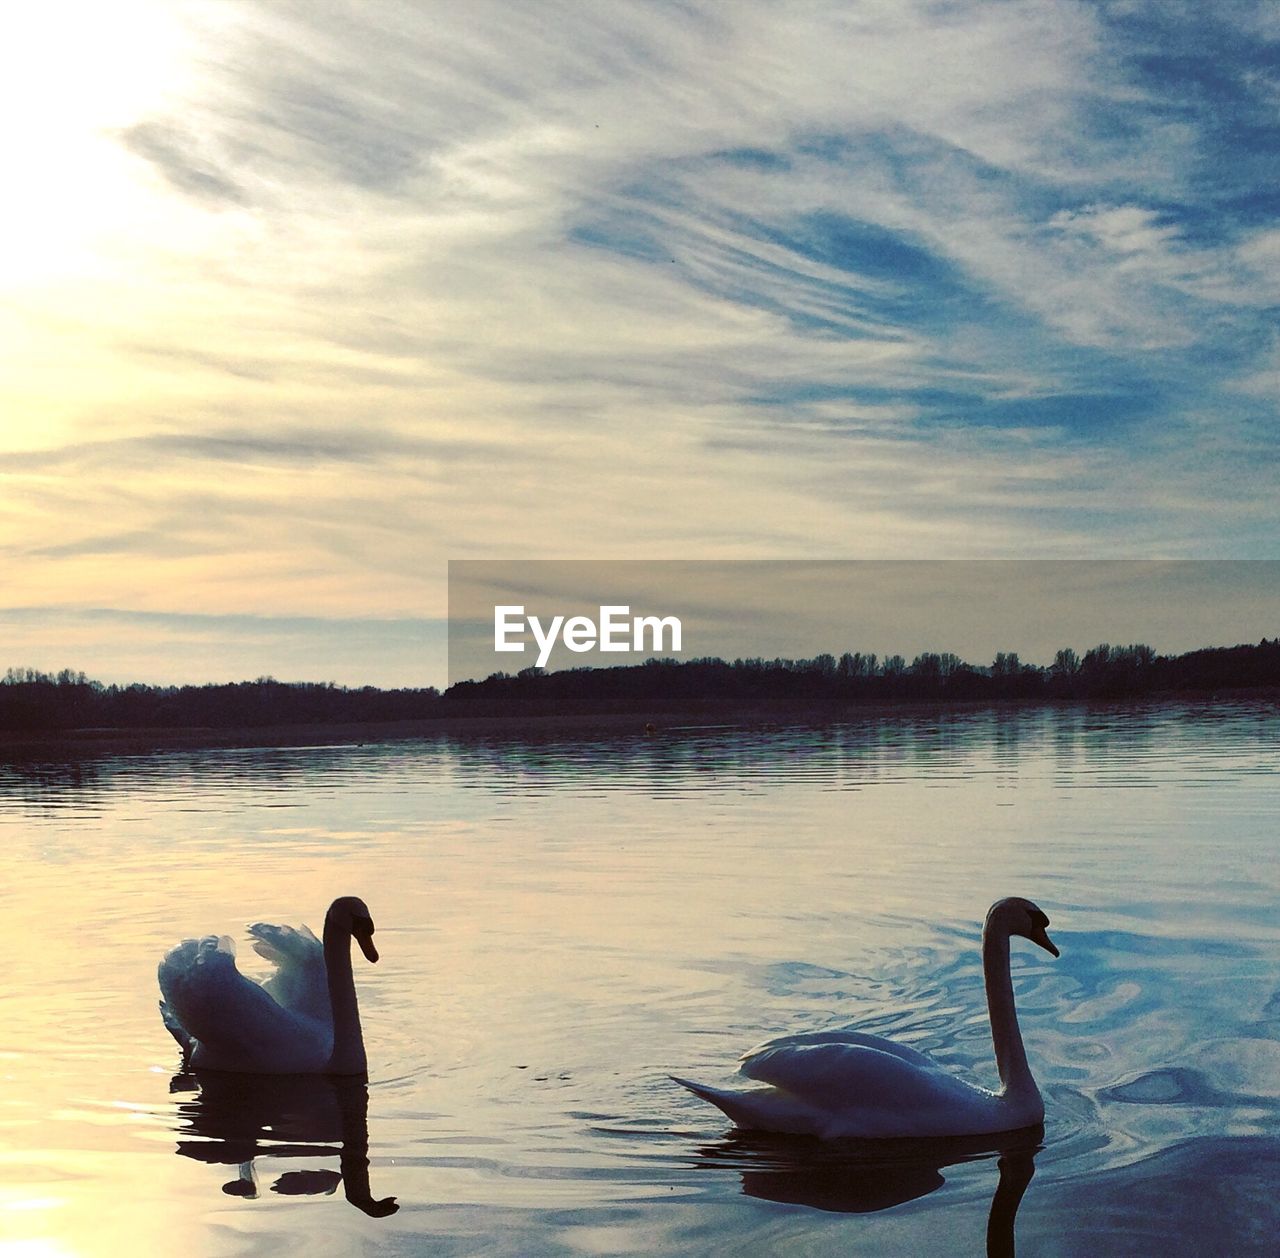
top-left (739, 1030), bottom-right (971, 1109)
top-left (158, 934), bottom-right (328, 1072)
top-left (742, 1028), bottom-right (937, 1074)
top-left (731, 1029), bottom-right (1029, 1138)
top-left (248, 922), bottom-right (330, 1023)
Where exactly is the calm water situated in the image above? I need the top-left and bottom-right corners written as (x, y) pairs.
top-left (1, 700), bottom-right (1277, 1256)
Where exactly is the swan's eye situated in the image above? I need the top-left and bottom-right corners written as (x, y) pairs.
top-left (354, 915), bottom-right (374, 935)
top-left (1029, 909), bottom-right (1050, 929)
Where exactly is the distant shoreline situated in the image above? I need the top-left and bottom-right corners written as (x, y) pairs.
top-left (1, 687), bottom-right (1275, 757)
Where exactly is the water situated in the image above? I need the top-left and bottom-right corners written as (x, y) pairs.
top-left (1, 700), bottom-right (1277, 1256)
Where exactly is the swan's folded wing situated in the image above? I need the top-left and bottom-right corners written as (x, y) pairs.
top-left (740, 1031), bottom-right (947, 1103)
top-left (742, 1029), bottom-right (937, 1071)
top-left (249, 922), bottom-right (329, 1023)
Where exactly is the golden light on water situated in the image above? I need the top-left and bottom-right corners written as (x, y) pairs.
top-left (1, 1144), bottom-right (216, 1258)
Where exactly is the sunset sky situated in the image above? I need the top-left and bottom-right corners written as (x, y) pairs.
top-left (3, 2), bottom-right (1277, 685)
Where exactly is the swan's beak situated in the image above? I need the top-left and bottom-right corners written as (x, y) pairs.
top-left (353, 917), bottom-right (379, 963)
top-left (1029, 924), bottom-right (1059, 958)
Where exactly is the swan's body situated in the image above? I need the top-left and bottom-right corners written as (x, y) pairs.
top-left (673, 897), bottom-right (1058, 1139)
top-left (159, 896), bottom-right (378, 1075)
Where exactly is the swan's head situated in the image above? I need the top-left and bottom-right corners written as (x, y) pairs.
top-left (327, 895), bottom-right (379, 963)
top-left (988, 897), bottom-right (1059, 958)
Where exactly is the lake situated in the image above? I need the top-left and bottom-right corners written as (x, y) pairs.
top-left (1, 699), bottom-right (1277, 1256)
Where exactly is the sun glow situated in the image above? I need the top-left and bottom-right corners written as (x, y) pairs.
top-left (0, 3), bottom-right (256, 456)
top-left (0, 3), bottom-right (214, 291)
top-left (0, 1241), bottom-right (77, 1258)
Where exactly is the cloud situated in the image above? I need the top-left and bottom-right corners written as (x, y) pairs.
top-left (0, 428), bottom-right (509, 473)
top-left (121, 121), bottom-right (249, 207)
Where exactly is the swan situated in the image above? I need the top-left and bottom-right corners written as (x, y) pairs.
top-left (672, 897), bottom-right (1058, 1139)
top-left (158, 896), bottom-right (379, 1074)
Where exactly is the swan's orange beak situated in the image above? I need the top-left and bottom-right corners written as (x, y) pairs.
top-left (1029, 924), bottom-right (1059, 957)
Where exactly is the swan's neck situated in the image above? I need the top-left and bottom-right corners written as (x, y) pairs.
top-left (324, 916), bottom-right (368, 1075)
top-left (982, 923), bottom-right (1036, 1102)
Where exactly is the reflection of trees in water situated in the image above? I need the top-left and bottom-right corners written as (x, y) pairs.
top-left (3, 700), bottom-right (1271, 812)
top-left (169, 1071), bottom-right (398, 1217)
top-left (0, 742), bottom-right (410, 814)
top-left (692, 1125), bottom-right (1041, 1256)
top-left (446, 709), bottom-right (1026, 793)
top-left (0, 757), bottom-right (108, 811)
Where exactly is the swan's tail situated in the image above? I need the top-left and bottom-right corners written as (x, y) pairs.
top-left (670, 1075), bottom-right (731, 1106)
top-left (670, 1075), bottom-right (771, 1128)
top-left (670, 1074), bottom-right (825, 1135)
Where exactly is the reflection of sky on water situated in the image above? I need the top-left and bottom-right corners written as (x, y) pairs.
top-left (1026, 1136), bottom-right (1280, 1256)
top-left (0, 699), bottom-right (1276, 1254)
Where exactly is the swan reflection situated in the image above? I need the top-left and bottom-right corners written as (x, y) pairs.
top-left (169, 1070), bottom-right (398, 1217)
top-left (694, 1126), bottom-right (1040, 1256)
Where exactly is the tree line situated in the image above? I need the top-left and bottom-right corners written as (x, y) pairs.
top-left (0, 670), bottom-right (442, 733)
top-left (2, 638), bottom-right (1277, 732)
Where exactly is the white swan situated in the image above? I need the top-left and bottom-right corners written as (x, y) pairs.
top-left (158, 896), bottom-right (379, 1075)
top-left (672, 897), bottom-right (1059, 1138)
